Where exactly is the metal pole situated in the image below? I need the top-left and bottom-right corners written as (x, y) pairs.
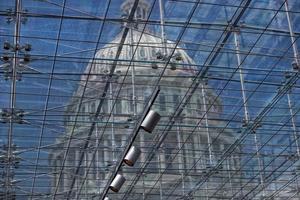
top-left (226, 154), bottom-right (233, 196)
top-left (5, 0), bottom-right (21, 198)
top-left (159, 154), bottom-right (163, 200)
top-left (142, 174), bottom-right (145, 200)
top-left (201, 84), bottom-right (213, 166)
top-left (287, 92), bottom-right (300, 157)
top-left (176, 121), bottom-right (185, 196)
top-left (109, 82), bottom-right (115, 160)
top-left (205, 181), bottom-right (209, 200)
top-left (233, 31), bottom-right (250, 123)
top-left (283, 0), bottom-right (300, 155)
top-left (181, 173), bottom-right (185, 196)
top-left (285, 1), bottom-right (300, 196)
top-left (284, 0), bottom-right (300, 66)
top-left (176, 122), bottom-right (183, 172)
top-left (85, 153), bottom-right (87, 198)
top-left (234, 30), bottom-right (267, 197)
top-left (253, 132), bottom-right (266, 198)
top-left (130, 27), bottom-right (145, 167)
top-left (75, 151), bottom-right (79, 196)
top-left (159, 0), bottom-right (168, 56)
top-left (130, 28), bottom-right (137, 116)
top-left (96, 122), bottom-right (100, 183)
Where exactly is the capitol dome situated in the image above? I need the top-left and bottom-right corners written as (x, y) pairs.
top-left (50, 0), bottom-right (239, 199)
top-left (77, 24), bottom-right (199, 97)
top-left (83, 30), bottom-right (197, 80)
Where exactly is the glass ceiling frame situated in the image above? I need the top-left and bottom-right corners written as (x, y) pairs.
top-left (0, 0), bottom-right (300, 199)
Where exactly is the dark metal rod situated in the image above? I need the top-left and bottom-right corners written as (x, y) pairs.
top-left (99, 86), bottom-right (160, 200)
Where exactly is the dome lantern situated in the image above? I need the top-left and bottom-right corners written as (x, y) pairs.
top-left (121, 0), bottom-right (150, 20)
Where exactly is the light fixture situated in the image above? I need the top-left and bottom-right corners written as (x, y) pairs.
top-left (141, 110), bottom-right (160, 133)
top-left (121, 13), bottom-right (128, 19)
top-left (23, 54), bottom-right (30, 62)
top-left (292, 61), bottom-right (299, 70)
top-left (104, 197), bottom-right (110, 200)
top-left (109, 174), bottom-right (126, 192)
top-left (156, 51), bottom-right (163, 60)
top-left (1, 54), bottom-right (10, 62)
top-left (3, 41), bottom-right (10, 50)
top-left (170, 63), bottom-right (176, 71)
top-left (151, 63), bottom-right (158, 69)
top-left (174, 52), bottom-right (182, 61)
top-left (24, 43), bottom-right (31, 51)
top-left (15, 43), bottom-right (21, 51)
top-left (124, 146), bottom-right (141, 166)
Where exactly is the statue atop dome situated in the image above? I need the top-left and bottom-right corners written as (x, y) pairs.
top-left (121, 0), bottom-right (150, 20)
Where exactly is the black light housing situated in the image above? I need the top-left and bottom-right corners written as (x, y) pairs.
top-left (3, 41), bottom-right (11, 50)
top-left (24, 44), bottom-right (32, 51)
top-left (292, 61), bottom-right (299, 70)
top-left (23, 54), bottom-right (30, 62)
top-left (1, 54), bottom-right (10, 62)
top-left (151, 63), bottom-right (158, 69)
top-left (174, 52), bottom-right (182, 61)
top-left (170, 63), bottom-right (176, 71)
top-left (156, 51), bottom-right (163, 60)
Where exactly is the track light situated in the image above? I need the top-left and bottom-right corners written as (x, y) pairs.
top-left (109, 174), bottom-right (126, 193)
top-left (141, 110), bottom-right (160, 133)
top-left (124, 146), bottom-right (141, 166)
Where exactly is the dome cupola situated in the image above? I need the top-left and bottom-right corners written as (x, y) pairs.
top-left (121, 0), bottom-right (150, 20)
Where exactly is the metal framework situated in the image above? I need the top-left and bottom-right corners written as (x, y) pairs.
top-left (0, 0), bottom-right (300, 199)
